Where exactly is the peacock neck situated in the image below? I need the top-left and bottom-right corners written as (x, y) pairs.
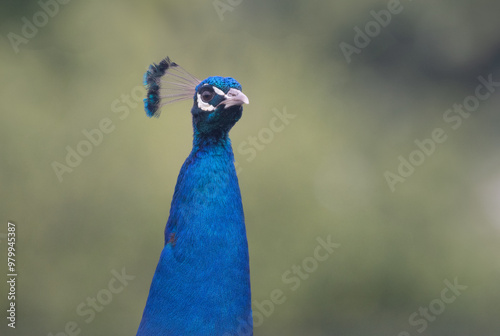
top-left (165, 132), bottom-right (243, 244)
top-left (192, 131), bottom-right (231, 154)
top-left (138, 131), bottom-right (252, 336)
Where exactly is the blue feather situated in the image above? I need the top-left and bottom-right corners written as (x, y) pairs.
top-left (137, 58), bottom-right (252, 335)
top-left (143, 57), bottom-right (200, 118)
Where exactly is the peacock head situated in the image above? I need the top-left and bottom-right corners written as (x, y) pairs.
top-left (143, 57), bottom-right (249, 138)
top-left (191, 76), bottom-right (249, 136)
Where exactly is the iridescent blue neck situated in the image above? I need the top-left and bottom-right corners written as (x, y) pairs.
top-left (192, 132), bottom-right (231, 156)
top-left (137, 133), bottom-right (252, 336)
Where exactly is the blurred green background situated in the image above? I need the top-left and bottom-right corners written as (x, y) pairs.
top-left (1, 0), bottom-right (500, 335)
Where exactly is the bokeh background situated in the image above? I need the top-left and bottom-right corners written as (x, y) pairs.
top-left (2, 0), bottom-right (500, 335)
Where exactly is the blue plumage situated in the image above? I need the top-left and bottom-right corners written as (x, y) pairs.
top-left (137, 58), bottom-right (252, 335)
top-left (143, 57), bottom-right (201, 118)
top-left (143, 58), bottom-right (171, 117)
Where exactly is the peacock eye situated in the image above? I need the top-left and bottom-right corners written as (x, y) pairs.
top-left (199, 87), bottom-right (215, 103)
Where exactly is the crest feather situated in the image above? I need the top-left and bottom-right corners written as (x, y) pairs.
top-left (143, 57), bottom-right (200, 118)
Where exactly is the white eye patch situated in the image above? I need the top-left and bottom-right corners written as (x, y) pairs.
top-left (196, 85), bottom-right (226, 111)
top-left (196, 93), bottom-right (215, 111)
top-left (212, 86), bottom-right (225, 96)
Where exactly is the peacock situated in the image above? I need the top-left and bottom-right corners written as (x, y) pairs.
top-left (137, 57), bottom-right (252, 336)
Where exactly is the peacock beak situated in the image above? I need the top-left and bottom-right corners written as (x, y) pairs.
top-left (219, 88), bottom-right (249, 108)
